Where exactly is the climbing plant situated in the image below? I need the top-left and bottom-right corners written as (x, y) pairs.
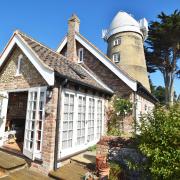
top-left (107, 97), bottom-right (133, 136)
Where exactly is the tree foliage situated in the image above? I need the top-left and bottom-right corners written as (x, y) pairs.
top-left (146, 10), bottom-right (180, 105)
top-left (150, 78), bottom-right (178, 104)
top-left (138, 104), bottom-right (180, 179)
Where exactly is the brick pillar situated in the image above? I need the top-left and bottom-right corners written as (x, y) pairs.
top-left (67, 14), bottom-right (80, 62)
top-left (34, 87), bottom-right (58, 174)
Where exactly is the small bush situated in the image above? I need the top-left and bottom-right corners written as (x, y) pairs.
top-left (137, 104), bottom-right (180, 179)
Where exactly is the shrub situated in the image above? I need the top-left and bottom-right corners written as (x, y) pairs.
top-left (137, 104), bottom-right (180, 179)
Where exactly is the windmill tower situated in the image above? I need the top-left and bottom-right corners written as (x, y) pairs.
top-left (102, 11), bottom-right (150, 91)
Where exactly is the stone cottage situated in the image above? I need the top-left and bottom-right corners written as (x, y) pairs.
top-left (0, 11), bottom-right (156, 174)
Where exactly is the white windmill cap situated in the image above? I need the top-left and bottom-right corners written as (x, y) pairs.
top-left (102, 11), bottom-right (146, 40)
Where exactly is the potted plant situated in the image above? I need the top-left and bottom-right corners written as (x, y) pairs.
top-left (96, 155), bottom-right (110, 179)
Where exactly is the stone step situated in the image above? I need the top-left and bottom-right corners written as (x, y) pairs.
top-left (49, 163), bottom-right (88, 180)
top-left (1, 168), bottom-right (51, 180)
top-left (0, 150), bottom-right (27, 178)
top-left (70, 151), bottom-right (96, 165)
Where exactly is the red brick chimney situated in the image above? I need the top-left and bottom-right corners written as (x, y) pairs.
top-left (67, 14), bottom-right (80, 62)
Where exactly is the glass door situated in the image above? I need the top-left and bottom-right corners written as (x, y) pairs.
top-left (61, 92), bottom-right (75, 150)
top-left (87, 97), bottom-right (95, 142)
top-left (77, 95), bottom-right (86, 145)
top-left (0, 92), bottom-right (8, 146)
top-left (23, 87), bottom-right (46, 160)
top-left (97, 100), bottom-right (103, 138)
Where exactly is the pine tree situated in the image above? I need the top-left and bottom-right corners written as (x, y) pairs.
top-left (146, 10), bottom-right (180, 105)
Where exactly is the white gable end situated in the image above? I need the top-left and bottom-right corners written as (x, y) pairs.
top-left (0, 34), bottom-right (54, 86)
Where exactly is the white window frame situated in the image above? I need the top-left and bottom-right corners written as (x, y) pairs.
top-left (16, 54), bottom-right (23, 76)
top-left (58, 89), bottom-right (105, 158)
top-left (78, 48), bottom-right (84, 63)
top-left (112, 52), bottom-right (120, 63)
top-left (113, 38), bottom-right (121, 46)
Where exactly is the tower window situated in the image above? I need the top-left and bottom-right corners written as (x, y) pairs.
top-left (112, 53), bottom-right (120, 63)
top-left (16, 54), bottom-right (23, 76)
top-left (113, 38), bottom-right (121, 46)
top-left (78, 48), bottom-right (84, 63)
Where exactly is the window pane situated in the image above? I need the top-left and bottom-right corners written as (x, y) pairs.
top-left (63, 122), bottom-right (68, 130)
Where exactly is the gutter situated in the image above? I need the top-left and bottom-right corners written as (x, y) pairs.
top-left (54, 78), bottom-right (68, 170)
top-left (133, 91), bottom-right (137, 134)
top-left (137, 82), bottom-right (158, 103)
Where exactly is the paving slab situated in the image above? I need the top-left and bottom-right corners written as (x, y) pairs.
top-left (0, 151), bottom-right (26, 170)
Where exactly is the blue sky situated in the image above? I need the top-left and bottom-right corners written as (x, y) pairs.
top-left (0, 0), bottom-right (179, 95)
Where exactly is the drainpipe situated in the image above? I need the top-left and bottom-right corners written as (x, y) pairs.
top-left (133, 91), bottom-right (137, 134)
top-left (54, 79), bottom-right (68, 170)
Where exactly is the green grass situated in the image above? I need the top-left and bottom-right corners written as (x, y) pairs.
top-left (87, 145), bottom-right (96, 152)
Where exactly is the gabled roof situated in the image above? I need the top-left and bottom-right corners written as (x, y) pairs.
top-left (0, 31), bottom-right (54, 85)
top-left (56, 32), bottom-right (158, 103)
top-left (0, 30), bottom-right (113, 94)
top-left (57, 32), bottom-right (138, 91)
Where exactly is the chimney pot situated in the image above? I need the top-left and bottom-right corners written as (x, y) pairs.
top-left (68, 14), bottom-right (80, 33)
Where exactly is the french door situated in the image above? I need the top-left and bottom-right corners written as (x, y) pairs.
top-left (87, 98), bottom-right (95, 142)
top-left (77, 95), bottom-right (86, 145)
top-left (97, 100), bottom-right (103, 138)
top-left (0, 92), bottom-right (8, 146)
top-left (61, 92), bottom-right (74, 150)
top-left (59, 90), bottom-right (104, 158)
top-left (23, 87), bottom-right (46, 160)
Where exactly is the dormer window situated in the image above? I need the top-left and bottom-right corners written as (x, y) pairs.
top-left (16, 54), bottom-right (23, 76)
top-left (78, 48), bottom-right (84, 63)
top-left (112, 52), bottom-right (120, 63)
top-left (113, 38), bottom-right (121, 46)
